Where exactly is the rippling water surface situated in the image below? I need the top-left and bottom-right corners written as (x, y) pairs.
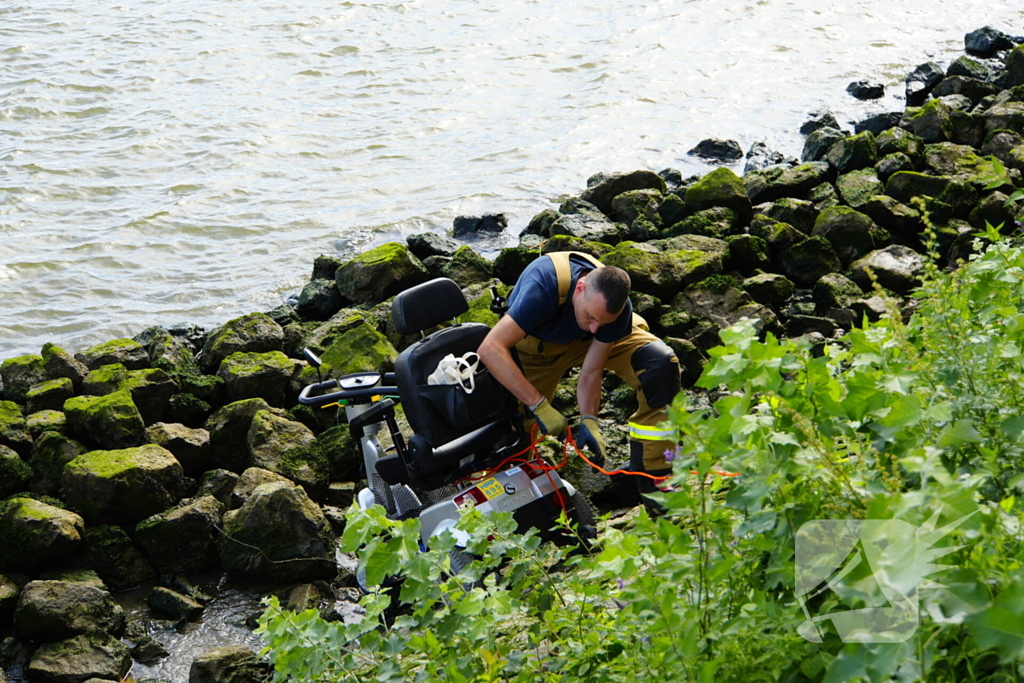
top-left (2, 0), bottom-right (1022, 358)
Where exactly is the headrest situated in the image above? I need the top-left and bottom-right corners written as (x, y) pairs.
top-left (391, 278), bottom-right (469, 335)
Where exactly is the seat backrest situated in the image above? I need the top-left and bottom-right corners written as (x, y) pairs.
top-left (392, 277), bottom-right (469, 336)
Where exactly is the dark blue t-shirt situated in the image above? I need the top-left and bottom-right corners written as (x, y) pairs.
top-left (506, 253), bottom-right (632, 344)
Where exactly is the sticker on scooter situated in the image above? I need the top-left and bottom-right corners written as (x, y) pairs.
top-left (504, 484), bottom-right (517, 495)
top-left (478, 478), bottom-right (504, 500)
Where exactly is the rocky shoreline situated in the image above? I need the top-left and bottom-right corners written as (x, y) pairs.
top-left (2, 24), bottom-right (1024, 683)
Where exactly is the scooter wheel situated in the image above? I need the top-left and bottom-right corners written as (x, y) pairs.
top-left (568, 491), bottom-right (598, 548)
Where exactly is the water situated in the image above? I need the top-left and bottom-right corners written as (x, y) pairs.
top-left (1, 0), bottom-right (1022, 359)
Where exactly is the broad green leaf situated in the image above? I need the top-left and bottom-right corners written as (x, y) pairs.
top-left (938, 419), bottom-right (982, 447)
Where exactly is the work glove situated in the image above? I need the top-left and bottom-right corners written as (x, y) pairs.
top-left (576, 415), bottom-right (606, 468)
top-left (529, 397), bottom-right (567, 437)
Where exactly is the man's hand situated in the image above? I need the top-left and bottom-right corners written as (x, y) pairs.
top-left (576, 415), bottom-right (605, 467)
top-left (530, 397), bottom-right (567, 437)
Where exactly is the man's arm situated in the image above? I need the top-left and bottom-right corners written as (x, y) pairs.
top-left (478, 314), bottom-right (544, 407)
top-left (577, 339), bottom-right (613, 417)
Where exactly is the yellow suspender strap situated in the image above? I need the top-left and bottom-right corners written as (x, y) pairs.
top-left (548, 251), bottom-right (604, 307)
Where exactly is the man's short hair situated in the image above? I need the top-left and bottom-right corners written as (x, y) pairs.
top-left (587, 266), bottom-right (631, 315)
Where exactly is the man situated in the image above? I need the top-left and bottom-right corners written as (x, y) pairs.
top-left (478, 251), bottom-right (681, 505)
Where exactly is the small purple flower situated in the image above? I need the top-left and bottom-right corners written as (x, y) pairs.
top-left (617, 577), bottom-right (626, 590)
top-left (663, 447), bottom-right (679, 462)
top-left (1017, 220), bottom-right (1024, 234)
top-left (730, 540), bottom-right (738, 547)
top-left (641, 636), bottom-right (649, 644)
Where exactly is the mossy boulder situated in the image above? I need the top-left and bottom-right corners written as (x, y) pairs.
top-left (26, 378), bottom-right (74, 414)
top-left (75, 339), bottom-right (148, 372)
top-left (836, 168), bottom-right (884, 209)
top-left (75, 525), bottom-right (156, 592)
top-left (334, 242), bottom-right (429, 306)
top-left (802, 126), bottom-right (844, 162)
top-left (848, 245), bottom-right (927, 295)
top-left (727, 234), bottom-right (771, 272)
top-left (315, 322), bottom-right (398, 378)
top-left (166, 393), bottom-right (213, 429)
top-left (758, 197), bottom-right (819, 234)
top-left (247, 411), bottom-right (328, 499)
top-left (1, 355), bottom-right (47, 404)
top-left (0, 497), bottom-right (84, 572)
top-left (231, 467), bottom-right (293, 508)
top-left (27, 410), bottom-right (67, 439)
top-left (664, 206), bottom-right (741, 239)
top-left (26, 630), bottom-right (131, 683)
top-left (983, 102), bottom-right (1024, 136)
top-left (658, 193), bottom-right (689, 227)
top-left (744, 162), bottom-right (833, 205)
top-left (826, 131), bottom-right (878, 174)
top-left (741, 273), bottom-right (795, 306)
top-left (145, 422), bottom-right (210, 476)
top-left (14, 579), bottom-right (125, 642)
top-left (611, 188), bottom-right (664, 226)
top-left (900, 99), bottom-right (954, 142)
top-left (119, 368), bottom-right (178, 425)
top-left (0, 400), bottom-right (32, 457)
top-left (1006, 45), bottom-right (1024, 86)
top-left (812, 206), bottom-right (890, 266)
top-left (876, 127), bottom-right (925, 163)
top-left (148, 329), bottom-right (221, 402)
top-left (317, 424), bottom-right (360, 482)
top-left (683, 167), bottom-right (752, 224)
top-left (0, 574), bottom-right (17, 622)
top-left (808, 182), bottom-right (841, 210)
top-left (205, 398), bottom-right (281, 473)
top-left (217, 351), bottom-right (296, 408)
top-left (885, 171), bottom-right (955, 204)
top-left (456, 282), bottom-right (505, 328)
top-left (672, 286), bottom-right (780, 350)
top-left (812, 273), bottom-right (865, 312)
top-left (406, 233), bottom-right (459, 260)
top-left (933, 76), bottom-right (999, 104)
top-left (0, 445), bottom-right (32, 497)
top-left (199, 312), bottom-right (285, 374)
top-left (749, 220), bottom-right (808, 261)
top-left (135, 495), bottom-right (225, 575)
top-left (62, 444), bottom-right (187, 524)
top-left (440, 246), bottom-right (494, 287)
top-left (781, 236), bottom-right (843, 288)
top-left (81, 363), bottom-right (131, 397)
top-left (970, 191), bottom-right (1016, 230)
top-left (189, 645), bottom-right (272, 683)
top-left (197, 469), bottom-right (240, 507)
top-left (522, 208), bottom-right (559, 238)
top-left (549, 212), bottom-right (622, 245)
top-left (579, 170), bottom-right (666, 215)
top-left (875, 152), bottom-right (915, 181)
top-left (922, 143), bottom-right (1013, 191)
top-left (41, 344), bottom-right (89, 392)
top-left (64, 390), bottom-right (146, 450)
top-left (600, 243), bottom-right (681, 299)
top-left (296, 279), bottom-right (343, 321)
top-left (493, 246), bottom-right (540, 286)
top-left (219, 481), bottom-right (336, 582)
top-left (28, 432), bottom-right (85, 497)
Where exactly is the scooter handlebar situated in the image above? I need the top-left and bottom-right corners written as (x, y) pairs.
top-left (298, 377), bottom-right (400, 406)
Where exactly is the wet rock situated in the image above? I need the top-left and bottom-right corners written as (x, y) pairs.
top-left (787, 315), bottom-right (839, 338)
top-left (659, 235), bottom-right (730, 286)
top-left (205, 398), bottom-right (280, 473)
top-left (848, 245), bottom-right (926, 295)
top-left (14, 580), bottom-right (124, 641)
top-left (132, 635), bottom-right (170, 665)
top-left (673, 284), bottom-right (780, 349)
top-left (886, 171), bottom-right (955, 204)
top-left (781, 236), bottom-right (843, 288)
top-left (199, 312), bottom-right (285, 374)
top-left (800, 110), bottom-right (841, 135)
top-left (808, 182), bottom-right (841, 210)
top-left (75, 525), bottom-right (156, 592)
top-left (1, 355), bottom-right (47, 405)
top-left (658, 194), bottom-right (689, 228)
top-left (687, 138), bottom-right (743, 163)
top-left (0, 498), bottom-right (84, 572)
top-left (522, 208), bottom-right (559, 238)
top-left (579, 171), bottom-right (667, 215)
top-left (217, 351), bottom-right (296, 408)
top-left (874, 152), bottom-right (915, 182)
top-left (310, 254), bottom-right (346, 281)
top-left (836, 168), bottom-right (884, 209)
top-left (26, 631), bottom-right (131, 683)
top-left (610, 188), bottom-right (663, 227)
top-left (452, 213), bottom-right (507, 238)
top-left (982, 102), bottom-right (1024, 135)
top-left (406, 232), bottom-right (459, 260)
top-left (188, 645), bottom-right (271, 683)
top-left (964, 26), bottom-right (1015, 58)
top-left (148, 586), bottom-right (204, 622)
top-left (980, 130), bottom-right (1024, 164)
top-left (308, 320), bottom-right (397, 378)
top-left (855, 112), bottom-right (902, 136)
top-left (683, 167), bottom-right (752, 223)
top-left (247, 410), bottom-right (328, 499)
top-left (136, 496), bottom-right (225, 575)
top-left (744, 162), bottom-right (832, 205)
top-left (121, 369), bottom-right (178, 426)
top-left (749, 219), bottom-right (807, 263)
top-left (0, 401), bottom-right (31, 457)
top-left (493, 246), bottom-right (540, 285)
top-left (861, 195), bottom-right (924, 244)
top-left (27, 411), bottom-right (67, 439)
top-left (938, 93), bottom-right (974, 113)
top-left (932, 76), bottom-right (1000, 105)
top-left (317, 425), bottom-right (360, 482)
top-left (0, 575), bottom-right (18, 623)
top-left (219, 481), bottom-right (336, 582)
top-left (166, 394), bottom-right (213, 430)
top-left (970, 191), bottom-right (1015, 230)
top-left (28, 432), bottom-right (85, 496)
top-left (0, 445), bottom-right (31, 497)
top-left (742, 273), bottom-right (795, 306)
top-left (296, 279), bottom-right (343, 322)
top-left (196, 469), bottom-right (239, 507)
top-left (230, 467), bottom-right (293, 509)
top-left (802, 127), bottom-right (844, 163)
top-left (26, 378), bottom-right (74, 415)
top-left (62, 444), bottom-right (187, 524)
top-left (664, 207), bottom-right (741, 239)
top-left (539, 235), bottom-right (614, 259)
top-left (905, 61), bottom-right (944, 106)
top-left (846, 80), bottom-right (884, 100)
top-left (81, 364), bottom-right (130, 397)
top-left (900, 99), bottom-right (954, 142)
top-left (826, 131), bottom-right (878, 174)
top-left (1008, 46), bottom-right (1024, 87)
top-left (601, 242), bottom-right (685, 300)
top-left (727, 234), bottom-right (771, 272)
top-left (877, 127), bottom-right (925, 163)
top-left (812, 206), bottom-right (890, 266)
top-left (549, 212), bottom-right (621, 244)
top-left (658, 167), bottom-right (687, 191)
top-left (743, 142), bottom-right (794, 173)
top-left (948, 56), bottom-right (990, 81)
top-left (65, 390), bottom-right (146, 451)
top-left (145, 423), bottom-right (210, 477)
top-left (76, 339), bottom-right (149, 372)
top-left (758, 198), bottom-right (819, 234)
top-left (41, 344), bottom-right (89, 393)
top-left (440, 246), bottom-right (494, 287)
top-left (812, 273), bottom-right (865, 312)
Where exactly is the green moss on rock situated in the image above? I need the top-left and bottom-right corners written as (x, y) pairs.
top-left (1, 355), bottom-right (47, 404)
top-left (64, 390), bottom-right (146, 450)
top-left (683, 167), bottom-right (752, 223)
